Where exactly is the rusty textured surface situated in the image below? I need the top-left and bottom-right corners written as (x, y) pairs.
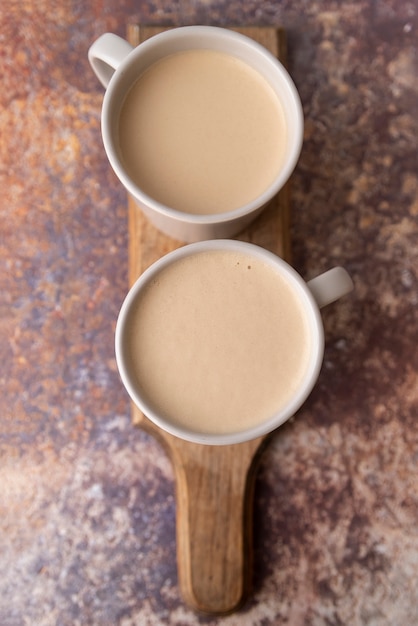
top-left (1, 1), bottom-right (418, 624)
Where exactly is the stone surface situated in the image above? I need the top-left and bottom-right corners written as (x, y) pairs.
top-left (1, 1), bottom-right (417, 624)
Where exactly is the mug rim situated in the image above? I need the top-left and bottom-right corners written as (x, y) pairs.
top-left (115, 240), bottom-right (324, 445)
top-left (101, 25), bottom-right (304, 226)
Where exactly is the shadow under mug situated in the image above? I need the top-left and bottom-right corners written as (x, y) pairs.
top-left (88, 26), bottom-right (304, 242)
top-left (115, 240), bottom-right (353, 445)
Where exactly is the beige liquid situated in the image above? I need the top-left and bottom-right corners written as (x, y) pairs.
top-left (118, 49), bottom-right (287, 214)
top-left (125, 250), bottom-right (312, 435)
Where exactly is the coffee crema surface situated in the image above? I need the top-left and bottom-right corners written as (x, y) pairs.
top-left (118, 49), bottom-right (287, 214)
top-left (124, 250), bottom-right (312, 435)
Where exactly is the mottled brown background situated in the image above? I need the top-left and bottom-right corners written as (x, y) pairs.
top-left (1, 1), bottom-right (417, 625)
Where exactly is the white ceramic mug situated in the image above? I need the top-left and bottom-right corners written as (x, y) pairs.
top-left (88, 26), bottom-right (304, 242)
top-left (115, 240), bottom-right (353, 445)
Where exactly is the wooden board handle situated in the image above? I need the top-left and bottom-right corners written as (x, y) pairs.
top-left (173, 439), bottom-right (262, 613)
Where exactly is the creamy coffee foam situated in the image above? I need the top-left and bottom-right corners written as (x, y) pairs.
top-left (118, 49), bottom-right (287, 214)
top-left (124, 250), bottom-right (312, 435)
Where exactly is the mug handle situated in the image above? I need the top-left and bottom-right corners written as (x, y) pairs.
top-left (88, 33), bottom-right (134, 88)
top-left (307, 267), bottom-right (353, 309)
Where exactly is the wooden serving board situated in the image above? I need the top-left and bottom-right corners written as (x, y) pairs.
top-left (127, 24), bottom-right (291, 614)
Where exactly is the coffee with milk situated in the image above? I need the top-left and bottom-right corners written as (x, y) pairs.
top-left (118, 49), bottom-right (287, 215)
top-left (122, 248), bottom-right (312, 435)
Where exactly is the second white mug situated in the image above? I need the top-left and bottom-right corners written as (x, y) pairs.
top-left (115, 240), bottom-right (353, 445)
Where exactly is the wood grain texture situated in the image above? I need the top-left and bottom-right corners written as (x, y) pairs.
top-left (126, 24), bottom-right (290, 614)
